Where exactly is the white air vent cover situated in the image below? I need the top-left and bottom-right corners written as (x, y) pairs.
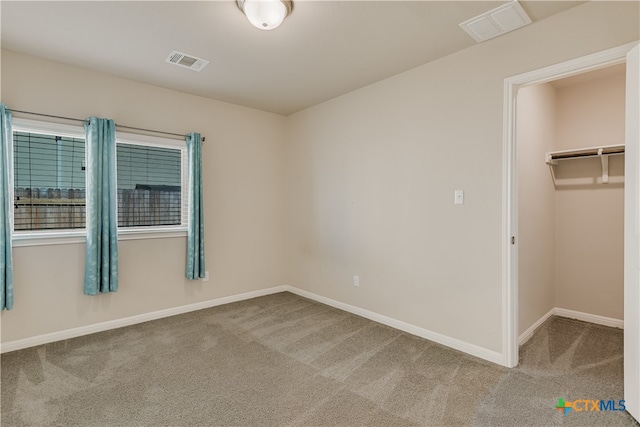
top-left (459, 1), bottom-right (532, 43)
top-left (165, 50), bottom-right (210, 72)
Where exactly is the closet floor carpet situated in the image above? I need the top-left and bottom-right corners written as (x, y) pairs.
top-left (1, 292), bottom-right (636, 426)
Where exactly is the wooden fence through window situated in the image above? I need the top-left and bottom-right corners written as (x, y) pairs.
top-left (14, 187), bottom-right (181, 231)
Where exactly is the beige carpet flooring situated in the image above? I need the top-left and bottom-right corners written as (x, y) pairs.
top-left (1, 292), bottom-right (637, 426)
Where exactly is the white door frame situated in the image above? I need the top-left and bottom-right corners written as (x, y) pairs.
top-left (502, 41), bottom-right (639, 368)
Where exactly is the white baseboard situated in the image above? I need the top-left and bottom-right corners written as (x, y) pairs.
top-left (285, 287), bottom-right (504, 366)
top-left (6, 284), bottom-right (621, 366)
top-left (518, 308), bottom-right (555, 345)
top-left (518, 307), bottom-right (624, 346)
top-left (1, 284), bottom-right (505, 366)
top-left (554, 307), bottom-right (624, 329)
top-left (0, 286), bottom-right (289, 354)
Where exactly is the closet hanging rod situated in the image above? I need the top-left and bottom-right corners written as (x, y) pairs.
top-left (545, 144), bottom-right (624, 184)
top-left (545, 144), bottom-right (624, 165)
top-left (7, 108), bottom-right (205, 142)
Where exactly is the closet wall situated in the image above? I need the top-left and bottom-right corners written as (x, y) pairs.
top-left (518, 67), bottom-right (626, 336)
top-left (517, 83), bottom-right (556, 334)
top-left (554, 69), bottom-right (626, 320)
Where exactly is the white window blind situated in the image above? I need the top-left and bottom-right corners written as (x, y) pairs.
top-left (116, 142), bottom-right (183, 228)
top-left (13, 130), bottom-right (86, 231)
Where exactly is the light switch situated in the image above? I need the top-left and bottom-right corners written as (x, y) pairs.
top-left (454, 190), bottom-right (464, 205)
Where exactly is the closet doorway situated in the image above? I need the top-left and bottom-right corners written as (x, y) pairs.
top-left (517, 63), bottom-right (626, 340)
top-left (502, 42), bottom-right (639, 422)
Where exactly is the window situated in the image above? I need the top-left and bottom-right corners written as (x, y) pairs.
top-left (13, 130), bottom-right (86, 231)
top-left (116, 141), bottom-right (184, 228)
top-left (12, 118), bottom-right (188, 245)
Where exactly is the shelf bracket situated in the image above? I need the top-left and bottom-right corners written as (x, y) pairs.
top-left (598, 148), bottom-right (609, 184)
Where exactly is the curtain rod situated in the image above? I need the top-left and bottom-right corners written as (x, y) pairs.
top-left (7, 108), bottom-right (205, 142)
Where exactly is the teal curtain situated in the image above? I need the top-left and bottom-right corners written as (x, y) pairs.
top-left (186, 132), bottom-right (205, 280)
top-left (1, 104), bottom-right (14, 310)
top-left (84, 117), bottom-right (118, 295)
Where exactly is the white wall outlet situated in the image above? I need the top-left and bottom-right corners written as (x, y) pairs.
top-left (454, 190), bottom-right (464, 205)
top-left (203, 271), bottom-right (210, 282)
top-left (353, 275), bottom-right (360, 287)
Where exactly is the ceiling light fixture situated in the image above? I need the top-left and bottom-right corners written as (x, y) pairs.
top-left (236, 0), bottom-right (292, 31)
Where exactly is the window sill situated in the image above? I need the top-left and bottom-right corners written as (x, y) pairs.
top-left (12, 227), bottom-right (188, 247)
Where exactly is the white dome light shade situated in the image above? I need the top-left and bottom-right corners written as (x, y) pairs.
top-left (237, 0), bottom-right (291, 31)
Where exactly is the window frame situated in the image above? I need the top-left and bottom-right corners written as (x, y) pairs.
top-left (11, 118), bottom-right (188, 247)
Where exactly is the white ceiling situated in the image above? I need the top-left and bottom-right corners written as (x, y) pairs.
top-left (1, 1), bottom-right (585, 116)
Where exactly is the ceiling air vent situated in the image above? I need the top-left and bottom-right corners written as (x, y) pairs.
top-left (459, 1), bottom-right (532, 43)
top-left (165, 50), bottom-right (210, 72)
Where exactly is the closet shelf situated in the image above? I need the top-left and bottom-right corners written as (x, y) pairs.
top-left (545, 144), bottom-right (625, 184)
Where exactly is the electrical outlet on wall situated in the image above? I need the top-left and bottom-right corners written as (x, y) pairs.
top-left (203, 271), bottom-right (210, 282)
top-left (353, 275), bottom-right (360, 287)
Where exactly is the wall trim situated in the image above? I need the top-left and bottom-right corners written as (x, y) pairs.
top-left (1, 284), bottom-right (503, 365)
top-left (0, 285), bottom-right (289, 354)
top-left (554, 307), bottom-right (624, 329)
top-left (518, 308), bottom-right (555, 345)
top-left (518, 307), bottom-right (624, 345)
top-left (3, 282), bottom-right (621, 365)
top-left (286, 287), bottom-right (504, 365)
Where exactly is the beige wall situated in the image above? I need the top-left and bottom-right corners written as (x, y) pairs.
top-left (286, 1), bottom-right (638, 353)
top-left (1, 50), bottom-right (288, 342)
top-left (554, 72), bottom-right (626, 319)
top-left (516, 84), bottom-right (556, 335)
